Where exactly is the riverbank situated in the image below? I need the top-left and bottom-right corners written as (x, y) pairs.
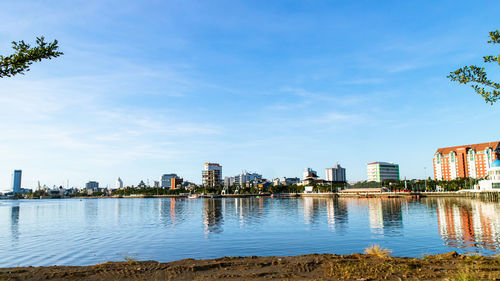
top-left (3, 191), bottom-right (499, 200)
top-left (1, 252), bottom-right (498, 280)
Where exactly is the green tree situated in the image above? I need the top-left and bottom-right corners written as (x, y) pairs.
top-left (1, 36), bottom-right (63, 78)
top-left (448, 30), bottom-right (500, 104)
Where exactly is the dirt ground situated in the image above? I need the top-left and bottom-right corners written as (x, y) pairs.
top-left (1, 252), bottom-right (499, 281)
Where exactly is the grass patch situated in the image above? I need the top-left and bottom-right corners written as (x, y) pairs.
top-left (123, 255), bottom-right (138, 265)
top-left (465, 255), bottom-right (482, 262)
top-left (454, 271), bottom-right (479, 281)
top-left (364, 244), bottom-right (392, 258)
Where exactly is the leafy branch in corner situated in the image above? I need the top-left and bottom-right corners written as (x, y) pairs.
top-left (448, 30), bottom-right (500, 104)
top-left (0, 36), bottom-right (63, 78)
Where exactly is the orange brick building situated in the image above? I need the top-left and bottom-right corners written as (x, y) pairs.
top-left (170, 177), bottom-right (183, 190)
top-left (433, 141), bottom-right (500, 180)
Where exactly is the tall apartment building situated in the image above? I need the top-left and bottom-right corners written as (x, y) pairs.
top-left (116, 177), bottom-right (123, 189)
top-left (202, 163), bottom-right (222, 187)
top-left (433, 141), bottom-right (500, 180)
top-left (12, 170), bottom-right (22, 193)
top-left (367, 162), bottom-right (400, 182)
top-left (161, 173), bottom-right (177, 188)
top-left (326, 164), bottom-right (346, 182)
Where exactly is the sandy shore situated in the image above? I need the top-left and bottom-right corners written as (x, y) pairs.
top-left (1, 252), bottom-right (499, 280)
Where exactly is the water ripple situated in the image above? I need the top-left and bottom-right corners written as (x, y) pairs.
top-left (0, 197), bottom-right (499, 266)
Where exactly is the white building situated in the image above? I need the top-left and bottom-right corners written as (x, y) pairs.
top-left (367, 162), bottom-right (399, 182)
top-left (116, 177), bottom-right (123, 189)
top-left (326, 164), bottom-right (346, 182)
top-left (236, 171), bottom-right (262, 185)
top-left (224, 176), bottom-right (236, 187)
top-left (477, 160), bottom-right (500, 191)
top-left (224, 171), bottom-right (262, 187)
top-left (280, 177), bottom-right (300, 185)
top-left (303, 168), bottom-right (317, 179)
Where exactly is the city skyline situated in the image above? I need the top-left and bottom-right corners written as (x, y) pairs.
top-left (1, 1), bottom-right (500, 192)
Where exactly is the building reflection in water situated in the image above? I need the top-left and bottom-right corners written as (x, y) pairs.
top-left (303, 197), bottom-right (326, 226)
top-left (11, 205), bottom-right (20, 241)
top-left (203, 199), bottom-right (224, 234)
top-left (368, 199), bottom-right (383, 233)
top-left (159, 198), bottom-right (185, 227)
top-left (382, 199), bottom-right (403, 229)
top-left (302, 198), bottom-right (348, 231)
top-left (367, 199), bottom-right (403, 234)
top-left (170, 198), bottom-right (176, 223)
top-left (436, 198), bottom-right (500, 253)
top-left (233, 198), bottom-right (264, 226)
top-left (303, 197), bottom-right (314, 225)
top-left (331, 198), bottom-right (348, 231)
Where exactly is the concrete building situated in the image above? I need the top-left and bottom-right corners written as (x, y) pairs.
top-left (116, 177), bottom-right (123, 189)
top-left (202, 163), bottom-right (222, 187)
top-left (224, 172), bottom-right (261, 187)
top-left (302, 168), bottom-right (317, 179)
top-left (299, 169), bottom-right (325, 186)
top-left (272, 178), bottom-right (280, 186)
top-left (326, 164), bottom-right (346, 182)
top-left (477, 160), bottom-right (500, 191)
top-left (85, 181), bottom-right (99, 190)
top-left (85, 181), bottom-right (99, 195)
top-left (161, 174), bottom-right (178, 188)
top-left (12, 170), bottom-right (22, 193)
top-left (433, 141), bottom-right (500, 180)
top-left (224, 176), bottom-right (236, 187)
top-left (367, 162), bottom-right (400, 182)
top-left (236, 172), bottom-right (262, 185)
top-left (280, 177), bottom-right (300, 185)
top-left (170, 177), bottom-right (183, 190)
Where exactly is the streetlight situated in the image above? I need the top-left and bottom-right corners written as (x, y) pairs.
top-left (424, 167), bottom-right (427, 191)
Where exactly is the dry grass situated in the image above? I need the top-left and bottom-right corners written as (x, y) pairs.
top-left (454, 271), bottom-right (479, 281)
top-left (465, 255), bottom-right (482, 261)
top-left (123, 255), bottom-right (138, 265)
top-left (364, 244), bottom-right (392, 258)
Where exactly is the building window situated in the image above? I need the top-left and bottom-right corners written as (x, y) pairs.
top-left (493, 183), bottom-right (500, 189)
top-left (450, 153), bottom-right (455, 163)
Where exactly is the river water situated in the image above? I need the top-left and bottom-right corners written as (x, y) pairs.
top-left (0, 197), bottom-right (499, 267)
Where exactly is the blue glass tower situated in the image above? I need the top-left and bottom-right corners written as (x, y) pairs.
top-left (12, 170), bottom-right (22, 193)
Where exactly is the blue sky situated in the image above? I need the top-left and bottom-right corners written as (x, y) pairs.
top-left (1, 0), bottom-right (499, 191)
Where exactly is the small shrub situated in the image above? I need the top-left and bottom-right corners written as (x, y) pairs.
top-left (124, 255), bottom-right (138, 265)
top-left (364, 244), bottom-right (392, 258)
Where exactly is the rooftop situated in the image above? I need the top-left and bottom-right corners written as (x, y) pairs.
top-left (436, 141), bottom-right (500, 155)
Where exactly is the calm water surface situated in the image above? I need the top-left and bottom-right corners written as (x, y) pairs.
top-left (1, 197), bottom-right (499, 267)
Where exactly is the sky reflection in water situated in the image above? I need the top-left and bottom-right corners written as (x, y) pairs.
top-left (0, 197), bottom-right (499, 267)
